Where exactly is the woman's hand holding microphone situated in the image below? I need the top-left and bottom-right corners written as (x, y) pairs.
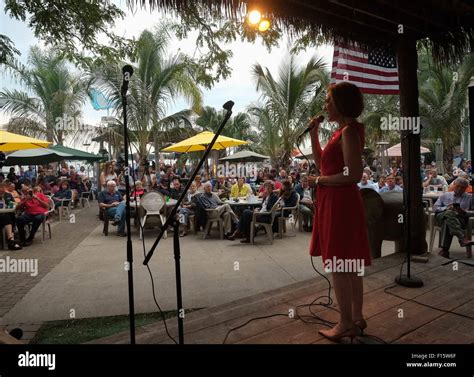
top-left (308, 115), bottom-right (324, 139)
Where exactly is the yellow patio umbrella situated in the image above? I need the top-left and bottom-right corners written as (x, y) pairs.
top-left (0, 130), bottom-right (50, 152)
top-left (162, 131), bottom-right (249, 153)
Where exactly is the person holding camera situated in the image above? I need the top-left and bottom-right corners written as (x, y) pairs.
top-left (433, 177), bottom-right (474, 258)
top-left (16, 186), bottom-right (49, 246)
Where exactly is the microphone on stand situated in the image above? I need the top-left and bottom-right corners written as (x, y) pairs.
top-left (121, 65), bottom-right (134, 97)
top-left (300, 115), bottom-right (325, 136)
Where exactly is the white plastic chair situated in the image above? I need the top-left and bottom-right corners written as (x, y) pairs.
top-left (277, 193), bottom-right (300, 238)
top-left (139, 192), bottom-right (167, 239)
top-left (26, 198), bottom-right (54, 242)
top-left (250, 200), bottom-right (281, 245)
top-left (56, 198), bottom-right (72, 222)
top-left (203, 208), bottom-right (225, 239)
top-left (80, 192), bottom-right (91, 208)
top-left (41, 198), bottom-right (55, 241)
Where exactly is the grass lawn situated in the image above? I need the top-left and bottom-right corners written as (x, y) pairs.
top-left (31, 309), bottom-right (202, 344)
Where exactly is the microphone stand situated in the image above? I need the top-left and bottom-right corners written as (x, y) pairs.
top-left (143, 100), bottom-right (235, 344)
top-left (395, 130), bottom-right (423, 288)
top-left (122, 78), bottom-right (136, 344)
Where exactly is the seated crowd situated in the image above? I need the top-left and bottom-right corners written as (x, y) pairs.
top-left (0, 164), bottom-right (91, 250)
top-left (96, 161), bottom-right (312, 239)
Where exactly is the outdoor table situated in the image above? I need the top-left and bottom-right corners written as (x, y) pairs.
top-left (226, 198), bottom-right (263, 216)
top-left (0, 207), bottom-right (16, 214)
top-left (422, 191), bottom-right (444, 208)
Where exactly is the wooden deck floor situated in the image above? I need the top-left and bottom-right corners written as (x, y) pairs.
top-left (90, 252), bottom-right (474, 345)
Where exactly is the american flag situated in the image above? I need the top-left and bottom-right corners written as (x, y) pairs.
top-left (330, 43), bottom-right (399, 95)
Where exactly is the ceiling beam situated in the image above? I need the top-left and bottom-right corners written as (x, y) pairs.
top-left (289, 0), bottom-right (398, 39)
top-left (329, 0), bottom-right (432, 38)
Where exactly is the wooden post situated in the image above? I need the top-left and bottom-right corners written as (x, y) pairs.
top-left (397, 37), bottom-right (426, 255)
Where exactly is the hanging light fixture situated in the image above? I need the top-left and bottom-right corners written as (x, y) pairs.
top-left (258, 18), bottom-right (271, 32)
top-left (247, 9), bottom-right (262, 25)
top-left (246, 5), bottom-right (272, 32)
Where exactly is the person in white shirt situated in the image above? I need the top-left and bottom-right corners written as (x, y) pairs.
top-left (77, 166), bottom-right (88, 178)
top-left (423, 168), bottom-right (448, 189)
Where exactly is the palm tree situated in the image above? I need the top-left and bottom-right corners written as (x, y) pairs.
top-left (362, 94), bottom-right (401, 149)
top-left (0, 46), bottom-right (89, 145)
top-left (418, 50), bottom-right (474, 162)
top-left (250, 54), bottom-right (330, 168)
top-left (195, 106), bottom-right (258, 172)
top-left (92, 26), bottom-right (202, 170)
top-left (195, 106), bottom-right (258, 147)
top-left (247, 105), bottom-right (281, 166)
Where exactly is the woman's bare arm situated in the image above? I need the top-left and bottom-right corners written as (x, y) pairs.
top-left (318, 126), bottom-right (363, 186)
top-left (309, 119), bottom-right (323, 171)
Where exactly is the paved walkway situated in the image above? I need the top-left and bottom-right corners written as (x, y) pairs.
top-left (0, 205), bottom-right (100, 341)
top-left (1, 205), bottom-right (470, 342)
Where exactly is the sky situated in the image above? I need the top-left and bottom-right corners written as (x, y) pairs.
top-left (0, 0), bottom-right (334, 150)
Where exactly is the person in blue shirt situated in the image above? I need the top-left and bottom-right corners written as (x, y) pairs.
top-left (99, 180), bottom-right (126, 236)
top-left (357, 173), bottom-right (378, 192)
top-left (379, 176), bottom-right (403, 193)
top-left (23, 166), bottom-right (36, 182)
top-left (52, 180), bottom-right (72, 208)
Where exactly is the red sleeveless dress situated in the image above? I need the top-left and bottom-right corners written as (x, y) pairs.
top-left (309, 122), bottom-right (372, 267)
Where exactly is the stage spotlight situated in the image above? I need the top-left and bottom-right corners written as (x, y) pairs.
top-left (248, 10), bottom-right (261, 25)
top-left (258, 18), bottom-right (271, 32)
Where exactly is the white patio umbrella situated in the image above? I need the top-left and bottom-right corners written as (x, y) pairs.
top-left (386, 143), bottom-right (430, 157)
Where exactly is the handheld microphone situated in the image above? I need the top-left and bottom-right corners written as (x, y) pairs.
top-left (300, 115), bottom-right (325, 136)
top-left (121, 65), bottom-right (134, 97)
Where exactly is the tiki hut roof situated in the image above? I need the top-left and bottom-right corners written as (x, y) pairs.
top-left (128, 0), bottom-right (474, 63)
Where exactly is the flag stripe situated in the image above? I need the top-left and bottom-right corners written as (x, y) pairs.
top-left (331, 66), bottom-right (400, 82)
top-left (331, 73), bottom-right (399, 87)
top-left (329, 77), bottom-right (399, 91)
top-left (333, 48), bottom-right (367, 60)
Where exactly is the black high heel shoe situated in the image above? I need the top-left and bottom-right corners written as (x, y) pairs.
top-left (354, 319), bottom-right (367, 335)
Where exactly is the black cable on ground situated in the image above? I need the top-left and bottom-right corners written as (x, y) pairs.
top-left (223, 255), bottom-right (387, 344)
top-left (384, 284), bottom-right (474, 321)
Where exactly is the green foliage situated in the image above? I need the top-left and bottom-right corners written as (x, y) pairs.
top-left (361, 94), bottom-right (400, 149)
top-left (31, 309), bottom-right (201, 344)
top-left (249, 54), bottom-right (330, 168)
top-left (0, 34), bottom-right (20, 64)
top-left (2, 0), bottom-right (133, 66)
top-left (418, 48), bottom-right (474, 160)
top-left (92, 26), bottom-right (202, 165)
top-left (0, 47), bottom-right (89, 144)
top-left (195, 106), bottom-right (258, 154)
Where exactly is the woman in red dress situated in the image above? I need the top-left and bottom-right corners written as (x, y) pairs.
top-left (309, 82), bottom-right (371, 342)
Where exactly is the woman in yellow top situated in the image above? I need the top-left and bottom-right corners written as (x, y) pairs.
top-left (230, 177), bottom-right (251, 198)
top-left (6, 182), bottom-right (21, 203)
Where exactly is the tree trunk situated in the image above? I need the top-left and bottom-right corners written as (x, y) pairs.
top-left (397, 36), bottom-right (427, 255)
